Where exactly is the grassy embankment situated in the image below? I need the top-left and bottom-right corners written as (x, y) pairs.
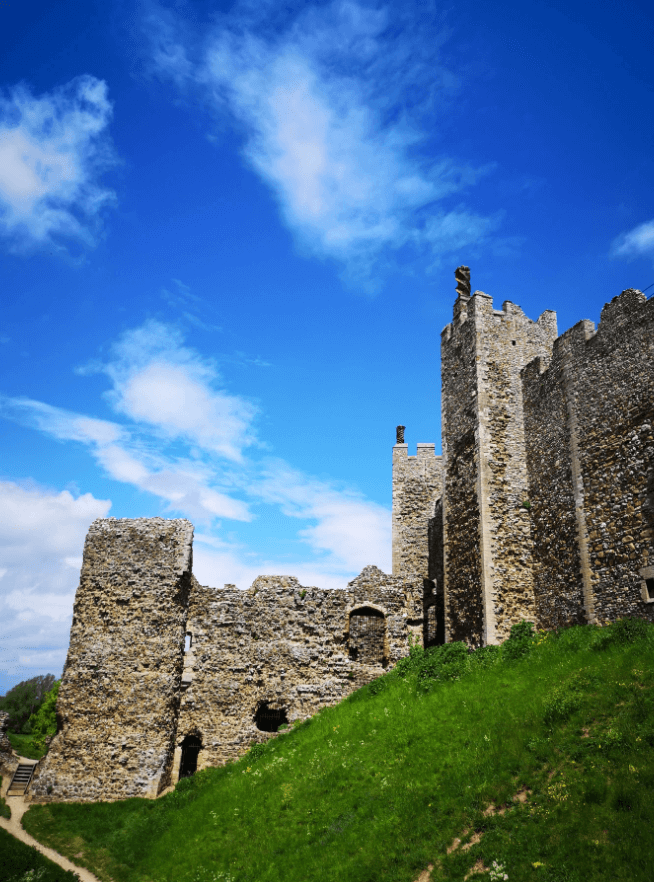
top-left (20, 620), bottom-right (654, 882)
top-left (0, 826), bottom-right (80, 881)
top-left (6, 733), bottom-right (46, 761)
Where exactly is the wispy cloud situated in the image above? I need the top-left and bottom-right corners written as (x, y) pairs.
top-left (0, 479), bottom-right (111, 683)
top-left (610, 219), bottom-right (654, 262)
top-left (0, 320), bottom-right (390, 572)
top-left (147, 1), bottom-right (498, 283)
top-left (0, 319), bottom-right (393, 687)
top-left (0, 75), bottom-right (117, 254)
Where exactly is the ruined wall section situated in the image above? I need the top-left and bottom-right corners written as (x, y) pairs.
top-left (31, 518), bottom-right (193, 802)
top-left (0, 711), bottom-right (17, 775)
top-left (392, 442), bottom-right (442, 578)
top-left (524, 288), bottom-right (654, 624)
top-left (441, 291), bottom-right (557, 645)
top-left (175, 567), bottom-right (422, 772)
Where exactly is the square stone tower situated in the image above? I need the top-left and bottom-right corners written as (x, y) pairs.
top-left (440, 271), bottom-right (558, 646)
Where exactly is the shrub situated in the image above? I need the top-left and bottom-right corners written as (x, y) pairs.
top-left (592, 617), bottom-right (651, 651)
top-left (0, 675), bottom-right (55, 733)
top-left (26, 681), bottom-right (60, 751)
top-left (502, 620), bottom-right (537, 660)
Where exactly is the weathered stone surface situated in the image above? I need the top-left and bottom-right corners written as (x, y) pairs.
top-left (0, 711), bottom-right (17, 775)
top-left (30, 524), bottom-right (425, 800)
top-left (392, 442), bottom-right (442, 579)
top-left (172, 565), bottom-right (423, 776)
top-left (441, 290), bottom-right (557, 645)
top-left (30, 518), bottom-right (194, 802)
top-left (523, 288), bottom-right (654, 626)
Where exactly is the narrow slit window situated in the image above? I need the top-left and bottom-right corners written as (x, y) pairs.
top-left (184, 633), bottom-right (192, 653)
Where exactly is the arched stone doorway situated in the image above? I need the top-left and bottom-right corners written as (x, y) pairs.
top-left (348, 606), bottom-right (386, 665)
top-left (179, 735), bottom-right (202, 780)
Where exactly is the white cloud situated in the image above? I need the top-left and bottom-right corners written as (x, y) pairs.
top-left (0, 75), bottom-right (117, 253)
top-left (610, 219), bottom-right (654, 261)
top-left (149, 1), bottom-right (498, 281)
top-left (254, 459), bottom-right (391, 572)
top-left (0, 479), bottom-right (111, 683)
top-left (101, 320), bottom-right (258, 461)
top-left (0, 320), bottom-right (393, 691)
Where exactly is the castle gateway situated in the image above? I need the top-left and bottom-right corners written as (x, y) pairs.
top-left (28, 272), bottom-right (654, 802)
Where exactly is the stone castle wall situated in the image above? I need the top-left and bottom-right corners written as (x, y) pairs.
top-left (26, 274), bottom-right (654, 803)
top-left (440, 293), bottom-right (485, 644)
top-left (30, 519), bottom-right (425, 801)
top-left (173, 567), bottom-right (424, 774)
top-left (391, 442), bottom-right (442, 578)
top-left (523, 288), bottom-right (654, 626)
top-left (31, 518), bottom-right (194, 802)
top-left (441, 290), bottom-right (557, 645)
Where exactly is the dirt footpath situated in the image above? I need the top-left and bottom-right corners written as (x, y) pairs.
top-left (1, 762), bottom-right (102, 882)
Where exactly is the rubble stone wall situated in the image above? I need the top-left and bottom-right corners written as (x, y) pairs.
top-left (523, 288), bottom-right (654, 625)
top-left (522, 346), bottom-right (586, 629)
top-left (392, 442), bottom-right (443, 578)
top-left (441, 290), bottom-right (557, 645)
top-left (440, 292), bottom-right (485, 645)
top-left (174, 567), bottom-right (423, 774)
top-left (0, 711), bottom-right (17, 776)
top-left (31, 518), bottom-right (194, 802)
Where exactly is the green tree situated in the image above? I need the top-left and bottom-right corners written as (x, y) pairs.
top-left (26, 680), bottom-right (60, 751)
top-left (0, 674), bottom-right (56, 733)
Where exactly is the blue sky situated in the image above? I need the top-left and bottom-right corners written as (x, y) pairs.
top-left (1, 0), bottom-right (653, 694)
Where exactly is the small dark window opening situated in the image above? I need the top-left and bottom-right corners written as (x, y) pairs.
top-left (511, 340), bottom-right (516, 346)
top-left (179, 735), bottom-right (202, 779)
top-left (255, 702), bottom-right (288, 733)
top-left (646, 578), bottom-right (654, 600)
top-left (184, 633), bottom-right (192, 653)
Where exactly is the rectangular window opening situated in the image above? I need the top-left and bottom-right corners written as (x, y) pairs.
top-left (184, 633), bottom-right (192, 653)
top-left (646, 578), bottom-right (654, 601)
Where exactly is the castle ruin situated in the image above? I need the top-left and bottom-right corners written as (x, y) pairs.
top-left (26, 271), bottom-right (654, 802)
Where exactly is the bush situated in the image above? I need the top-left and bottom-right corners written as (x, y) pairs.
top-left (502, 620), bottom-right (537, 660)
top-left (592, 617), bottom-right (651, 651)
top-left (26, 681), bottom-right (60, 751)
top-left (0, 675), bottom-right (55, 733)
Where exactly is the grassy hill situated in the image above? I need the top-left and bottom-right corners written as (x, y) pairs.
top-left (20, 620), bottom-right (654, 882)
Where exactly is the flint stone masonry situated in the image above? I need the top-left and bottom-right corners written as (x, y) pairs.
top-left (522, 288), bottom-right (654, 627)
top-left (0, 711), bottom-right (17, 775)
top-left (30, 537), bottom-right (425, 800)
top-left (441, 290), bottom-right (558, 645)
top-left (392, 442), bottom-right (443, 579)
top-left (172, 566), bottom-right (423, 776)
top-left (30, 518), bottom-right (194, 802)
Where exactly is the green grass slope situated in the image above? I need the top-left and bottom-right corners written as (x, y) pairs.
top-left (0, 826), bottom-right (80, 881)
top-left (22, 620), bottom-right (654, 882)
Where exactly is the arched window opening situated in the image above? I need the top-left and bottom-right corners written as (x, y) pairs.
top-left (348, 606), bottom-right (386, 666)
top-left (254, 702), bottom-right (288, 733)
top-left (179, 734), bottom-right (202, 779)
